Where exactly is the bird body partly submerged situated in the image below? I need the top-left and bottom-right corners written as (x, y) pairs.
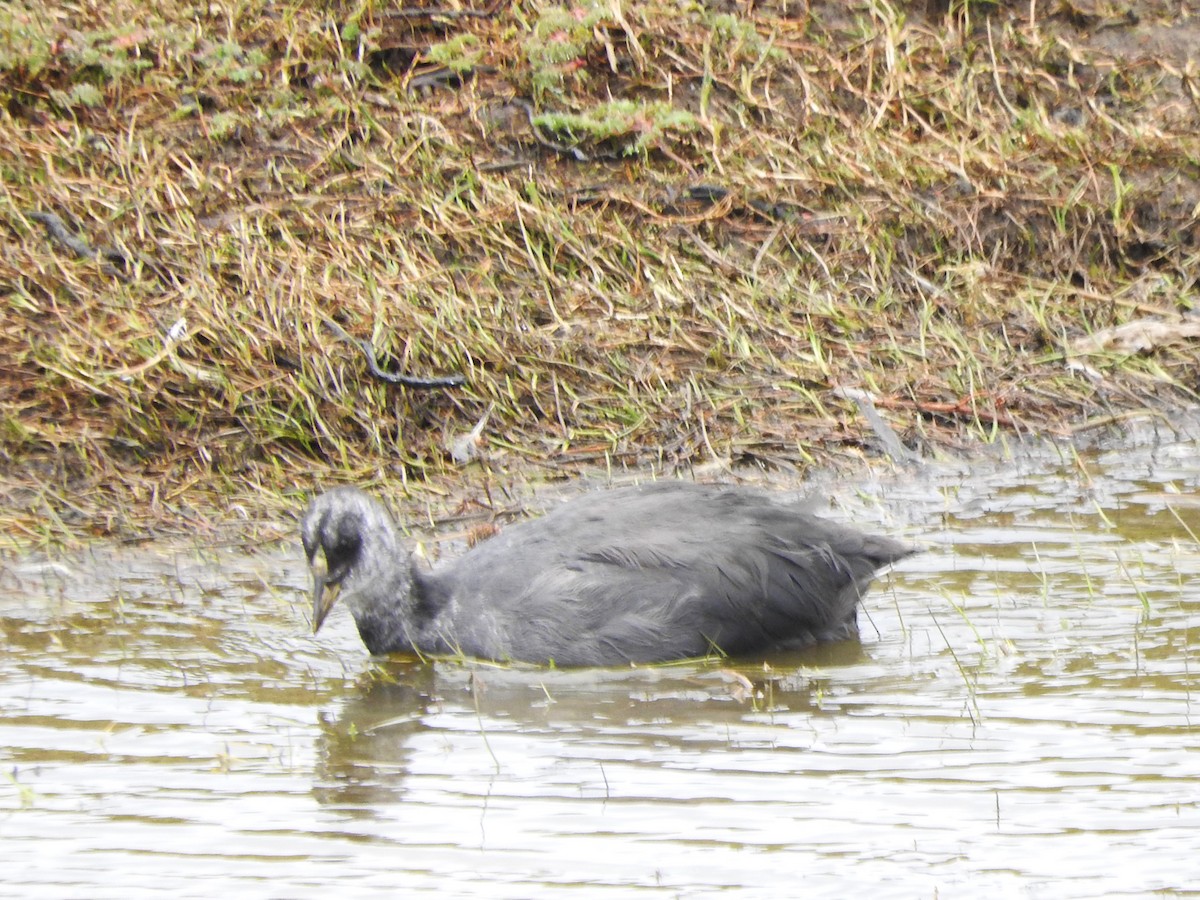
top-left (301, 481), bottom-right (914, 667)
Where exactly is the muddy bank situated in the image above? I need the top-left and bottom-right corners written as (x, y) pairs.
top-left (1, 0), bottom-right (1198, 540)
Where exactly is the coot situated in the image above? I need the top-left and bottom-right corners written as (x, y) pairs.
top-left (301, 481), bottom-right (914, 666)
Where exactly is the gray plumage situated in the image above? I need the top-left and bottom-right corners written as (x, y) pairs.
top-left (301, 481), bottom-right (915, 667)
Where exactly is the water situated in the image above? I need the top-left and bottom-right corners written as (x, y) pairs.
top-left (3, 432), bottom-right (1200, 897)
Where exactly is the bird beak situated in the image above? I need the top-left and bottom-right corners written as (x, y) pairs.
top-left (310, 554), bottom-right (340, 634)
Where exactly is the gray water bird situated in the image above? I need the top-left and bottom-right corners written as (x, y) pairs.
top-left (301, 481), bottom-right (915, 667)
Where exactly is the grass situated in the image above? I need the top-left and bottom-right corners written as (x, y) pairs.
top-left (1, 0), bottom-right (1199, 542)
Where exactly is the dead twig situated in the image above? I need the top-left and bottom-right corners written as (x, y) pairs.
top-left (322, 319), bottom-right (467, 389)
top-left (26, 210), bottom-right (120, 262)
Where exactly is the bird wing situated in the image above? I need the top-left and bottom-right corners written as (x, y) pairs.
top-left (480, 524), bottom-right (879, 666)
top-left (417, 482), bottom-right (910, 665)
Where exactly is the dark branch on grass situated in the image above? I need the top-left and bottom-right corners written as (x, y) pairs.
top-left (25, 210), bottom-right (121, 262)
top-left (24, 210), bottom-right (179, 286)
top-left (322, 319), bottom-right (467, 389)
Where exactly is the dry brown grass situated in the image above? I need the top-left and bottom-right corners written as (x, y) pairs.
top-left (2, 0), bottom-right (1199, 542)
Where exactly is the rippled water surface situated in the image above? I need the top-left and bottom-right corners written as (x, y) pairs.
top-left (4, 432), bottom-right (1200, 897)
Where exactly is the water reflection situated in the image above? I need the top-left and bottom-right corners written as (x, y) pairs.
top-left (3, 428), bottom-right (1200, 896)
top-left (312, 659), bottom-right (845, 813)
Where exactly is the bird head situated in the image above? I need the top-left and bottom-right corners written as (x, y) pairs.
top-left (301, 487), bottom-right (381, 633)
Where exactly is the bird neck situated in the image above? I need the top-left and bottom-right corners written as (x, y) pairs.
top-left (349, 564), bottom-right (420, 655)
top-left (344, 523), bottom-right (424, 656)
